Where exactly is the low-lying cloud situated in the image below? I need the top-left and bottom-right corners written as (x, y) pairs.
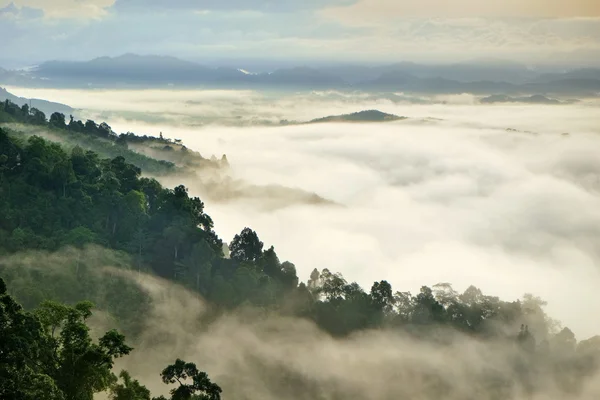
top-left (142, 102), bottom-right (600, 339)
top-left (111, 270), bottom-right (600, 400)
top-left (5, 86), bottom-right (600, 340)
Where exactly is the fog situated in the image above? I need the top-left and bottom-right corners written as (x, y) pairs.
top-left (3, 244), bottom-right (600, 400)
top-left (175, 118), bottom-right (600, 340)
top-left (105, 270), bottom-right (599, 400)
top-left (5, 86), bottom-right (600, 342)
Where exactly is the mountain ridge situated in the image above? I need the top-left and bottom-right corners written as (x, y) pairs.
top-left (3, 53), bottom-right (600, 96)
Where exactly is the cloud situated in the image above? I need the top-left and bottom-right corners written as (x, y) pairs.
top-left (321, 0), bottom-right (600, 23)
top-left (5, 89), bottom-right (600, 399)
top-left (103, 270), bottom-right (600, 400)
top-left (8, 254), bottom-right (600, 400)
top-left (113, 0), bottom-right (355, 13)
top-left (0, 0), bottom-right (115, 19)
top-left (10, 86), bottom-right (600, 338)
top-left (0, 1), bottom-right (43, 19)
top-left (1, 0), bottom-right (599, 66)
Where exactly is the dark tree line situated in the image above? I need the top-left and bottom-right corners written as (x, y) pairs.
top-left (1, 99), bottom-right (177, 175)
top-left (2, 98), bottom-right (183, 150)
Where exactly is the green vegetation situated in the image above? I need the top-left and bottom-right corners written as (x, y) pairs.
top-left (0, 278), bottom-right (220, 400)
top-left (1, 99), bottom-right (225, 176)
top-left (2, 102), bottom-right (600, 399)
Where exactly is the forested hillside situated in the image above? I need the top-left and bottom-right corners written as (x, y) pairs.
top-left (2, 101), bottom-right (600, 400)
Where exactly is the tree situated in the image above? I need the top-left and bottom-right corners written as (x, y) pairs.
top-left (307, 268), bottom-right (320, 291)
top-left (34, 300), bottom-right (133, 400)
top-left (110, 370), bottom-right (151, 400)
top-left (258, 246), bottom-right (281, 278)
top-left (50, 112), bottom-right (67, 129)
top-left (0, 278), bottom-right (64, 400)
top-left (51, 156), bottom-right (76, 197)
top-left (317, 269), bottom-right (347, 301)
top-left (280, 261), bottom-right (299, 289)
top-left (370, 280), bottom-right (394, 313)
top-left (30, 108), bottom-right (47, 124)
top-left (99, 122), bottom-right (114, 138)
top-left (85, 120), bottom-right (98, 134)
top-left (180, 240), bottom-right (215, 294)
top-left (412, 286), bottom-right (446, 325)
top-left (229, 227), bottom-right (263, 263)
top-left (157, 359), bottom-right (221, 400)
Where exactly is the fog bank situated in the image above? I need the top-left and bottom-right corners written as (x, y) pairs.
top-left (5, 86), bottom-right (600, 339)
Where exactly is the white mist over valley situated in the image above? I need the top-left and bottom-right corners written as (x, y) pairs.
top-left (7, 86), bottom-right (600, 340)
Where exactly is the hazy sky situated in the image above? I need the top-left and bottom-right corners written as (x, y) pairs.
top-left (1, 0), bottom-right (600, 68)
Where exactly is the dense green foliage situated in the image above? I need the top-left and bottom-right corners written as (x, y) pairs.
top-left (1, 99), bottom-right (177, 175)
top-left (1, 278), bottom-right (220, 400)
top-left (156, 359), bottom-right (222, 400)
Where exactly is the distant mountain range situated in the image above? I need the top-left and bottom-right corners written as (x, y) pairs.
top-left (1, 54), bottom-right (600, 96)
top-left (0, 87), bottom-right (73, 116)
top-left (480, 94), bottom-right (564, 105)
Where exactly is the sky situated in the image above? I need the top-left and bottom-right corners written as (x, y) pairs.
top-left (1, 0), bottom-right (600, 68)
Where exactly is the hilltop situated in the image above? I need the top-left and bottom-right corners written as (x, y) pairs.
top-left (0, 87), bottom-right (74, 116)
top-left (307, 110), bottom-right (405, 124)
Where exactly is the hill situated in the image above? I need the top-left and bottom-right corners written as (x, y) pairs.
top-left (308, 110), bottom-right (405, 124)
top-left (0, 98), bottom-right (333, 209)
top-left (0, 86), bottom-right (73, 116)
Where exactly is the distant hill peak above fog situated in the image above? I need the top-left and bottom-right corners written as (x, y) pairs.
top-left (308, 110), bottom-right (405, 124)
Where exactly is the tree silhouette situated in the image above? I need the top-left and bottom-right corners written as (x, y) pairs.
top-left (156, 359), bottom-right (221, 400)
top-left (229, 227), bottom-right (263, 262)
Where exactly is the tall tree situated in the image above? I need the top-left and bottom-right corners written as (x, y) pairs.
top-left (50, 113), bottom-right (67, 129)
top-left (35, 300), bottom-right (133, 400)
top-left (156, 359), bottom-right (221, 400)
top-left (229, 227), bottom-right (263, 263)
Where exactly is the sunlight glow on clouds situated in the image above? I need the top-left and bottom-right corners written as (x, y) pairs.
top-left (0, 0), bottom-right (599, 65)
top-left (321, 0), bottom-right (600, 24)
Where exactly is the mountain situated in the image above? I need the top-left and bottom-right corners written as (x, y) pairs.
top-left (359, 76), bottom-right (517, 94)
top-left (308, 110), bottom-right (405, 123)
top-left (0, 87), bottom-right (73, 116)
top-left (29, 55), bottom-right (347, 89)
top-left (322, 60), bottom-right (538, 85)
top-left (253, 67), bottom-right (348, 88)
top-left (5, 54), bottom-right (600, 96)
top-left (33, 53), bottom-right (235, 85)
top-left (480, 94), bottom-right (562, 105)
top-left (534, 68), bottom-right (600, 83)
top-left (521, 79), bottom-right (600, 96)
